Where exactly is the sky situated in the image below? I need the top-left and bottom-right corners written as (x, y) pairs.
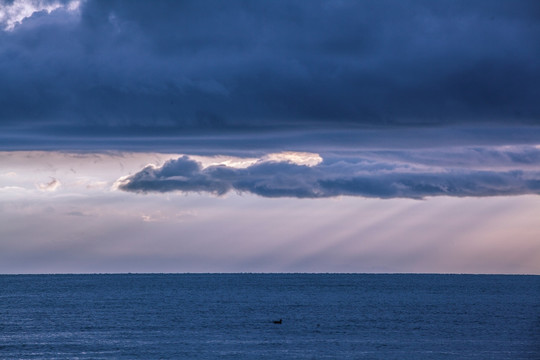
top-left (1, 0), bottom-right (540, 274)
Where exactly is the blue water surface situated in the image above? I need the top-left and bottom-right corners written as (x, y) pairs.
top-left (0, 274), bottom-right (539, 359)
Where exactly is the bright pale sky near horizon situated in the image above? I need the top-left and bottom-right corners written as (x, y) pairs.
top-left (1, 0), bottom-right (540, 274)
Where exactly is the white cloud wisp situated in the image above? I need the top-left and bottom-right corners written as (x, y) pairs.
top-left (0, 0), bottom-right (80, 30)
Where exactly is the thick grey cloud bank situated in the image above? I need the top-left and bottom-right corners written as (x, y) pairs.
top-left (118, 147), bottom-right (540, 199)
top-left (1, 0), bottom-right (540, 149)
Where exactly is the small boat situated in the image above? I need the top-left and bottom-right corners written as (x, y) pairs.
top-left (273, 319), bottom-right (282, 324)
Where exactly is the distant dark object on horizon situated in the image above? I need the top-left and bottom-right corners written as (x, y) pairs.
top-left (273, 319), bottom-right (282, 324)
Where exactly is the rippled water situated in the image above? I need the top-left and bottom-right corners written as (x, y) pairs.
top-left (0, 274), bottom-right (538, 359)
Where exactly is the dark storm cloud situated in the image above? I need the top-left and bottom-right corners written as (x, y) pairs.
top-left (359, 145), bottom-right (540, 169)
top-left (118, 147), bottom-right (540, 199)
top-left (1, 0), bottom-right (540, 148)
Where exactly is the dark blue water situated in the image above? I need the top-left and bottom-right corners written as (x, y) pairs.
top-left (0, 274), bottom-right (538, 359)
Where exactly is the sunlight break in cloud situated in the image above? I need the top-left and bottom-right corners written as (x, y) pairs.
top-left (0, 0), bottom-right (80, 30)
top-left (262, 151), bottom-right (323, 167)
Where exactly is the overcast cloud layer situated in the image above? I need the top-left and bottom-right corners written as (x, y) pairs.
top-left (1, 0), bottom-right (540, 149)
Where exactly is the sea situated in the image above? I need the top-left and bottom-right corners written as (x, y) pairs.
top-left (0, 274), bottom-right (538, 359)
